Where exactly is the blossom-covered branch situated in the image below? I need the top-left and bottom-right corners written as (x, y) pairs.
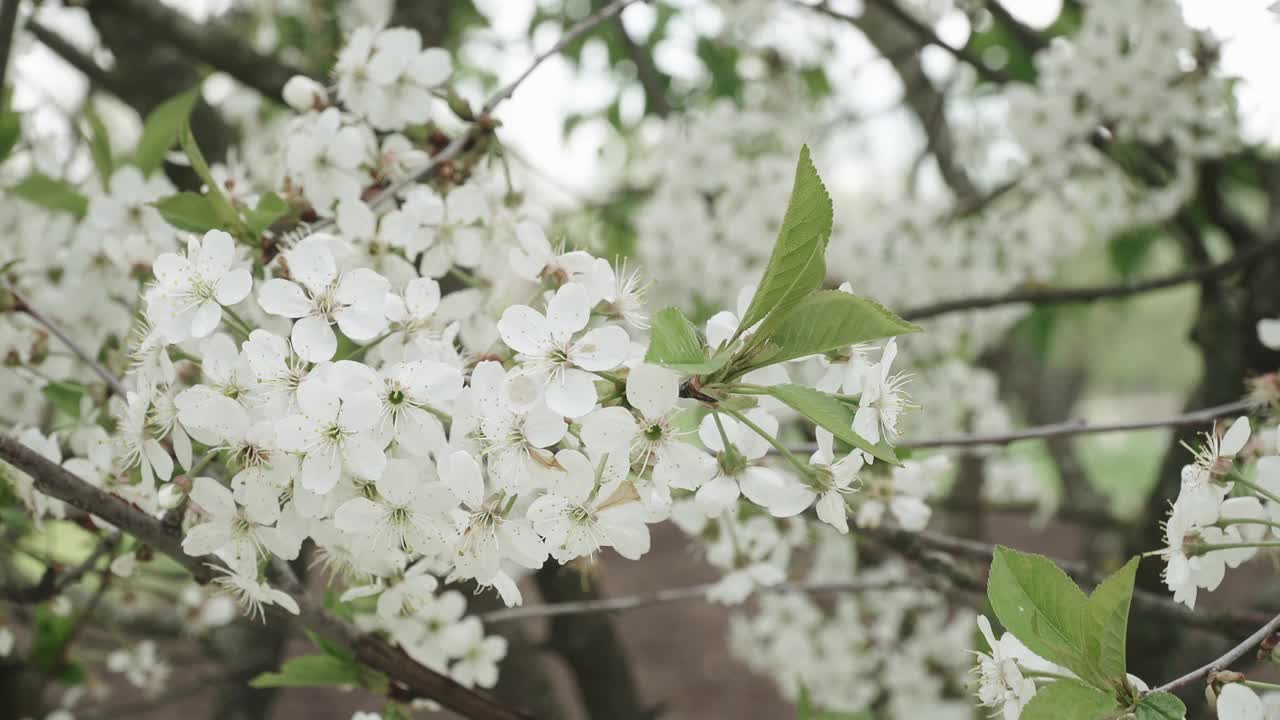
top-left (0, 432), bottom-right (533, 720)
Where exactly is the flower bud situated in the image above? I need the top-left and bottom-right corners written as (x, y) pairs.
top-left (157, 479), bottom-right (189, 509)
top-left (282, 75), bottom-right (328, 113)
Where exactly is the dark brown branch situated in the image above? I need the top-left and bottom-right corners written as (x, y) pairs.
top-left (94, 0), bottom-right (312, 100)
top-left (852, 1), bottom-right (976, 199)
top-left (0, 434), bottom-right (531, 720)
top-left (900, 239), bottom-right (1280, 321)
top-left (23, 20), bottom-right (130, 99)
top-left (798, 0), bottom-right (1012, 84)
top-left (1, 534), bottom-right (117, 604)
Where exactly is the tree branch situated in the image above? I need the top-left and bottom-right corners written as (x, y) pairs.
top-left (781, 398), bottom-right (1252, 455)
top-left (899, 239), bottom-right (1280, 321)
top-left (93, 0), bottom-right (312, 100)
top-left (23, 19), bottom-right (130, 100)
top-left (483, 577), bottom-right (902, 623)
top-left (1, 533), bottom-right (117, 604)
top-left (862, 524), bottom-right (1274, 637)
top-left (3, 277), bottom-right (129, 397)
top-left (309, 0), bottom-right (646, 234)
top-left (1154, 611), bottom-right (1280, 693)
top-left (0, 434), bottom-right (531, 720)
top-left (796, 0), bottom-right (1012, 84)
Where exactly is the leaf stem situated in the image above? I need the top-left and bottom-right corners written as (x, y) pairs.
top-left (719, 405), bottom-right (813, 480)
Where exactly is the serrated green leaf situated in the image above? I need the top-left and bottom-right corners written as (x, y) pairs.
top-left (1086, 557), bottom-right (1139, 684)
top-left (83, 108), bottom-right (113, 185)
top-left (245, 191), bottom-right (290, 235)
top-left (250, 654), bottom-right (383, 691)
top-left (135, 88), bottom-right (199, 176)
top-left (1020, 680), bottom-right (1118, 720)
top-left (1135, 691), bottom-right (1185, 719)
top-left (42, 380), bottom-right (88, 419)
top-left (153, 192), bottom-right (223, 233)
top-left (765, 384), bottom-right (900, 465)
top-left (744, 290), bottom-right (919, 372)
top-left (645, 306), bottom-right (732, 375)
top-left (987, 546), bottom-right (1102, 687)
top-left (734, 145), bottom-right (832, 338)
top-left (10, 173), bottom-right (88, 218)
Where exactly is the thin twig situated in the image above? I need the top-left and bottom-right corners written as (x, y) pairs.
top-left (101, 0), bottom-right (313, 100)
top-left (1, 533), bottom-right (118, 604)
top-left (900, 240), bottom-right (1280, 321)
top-left (482, 578), bottom-right (902, 623)
top-left (23, 19), bottom-right (128, 98)
top-left (308, 0), bottom-right (644, 235)
top-left (0, 433), bottom-right (531, 720)
top-left (782, 399), bottom-right (1252, 456)
top-left (863, 524), bottom-right (1274, 637)
top-left (3, 277), bottom-right (129, 397)
top-left (1154, 611), bottom-right (1280, 693)
top-left (482, 0), bottom-right (647, 114)
top-left (795, 0), bottom-right (1011, 84)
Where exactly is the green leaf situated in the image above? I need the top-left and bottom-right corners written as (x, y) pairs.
top-left (1108, 226), bottom-right (1160, 278)
top-left (765, 384), bottom-right (900, 465)
top-left (304, 629), bottom-right (355, 664)
top-left (42, 380), bottom-right (88, 419)
top-left (30, 606), bottom-right (75, 673)
top-left (1020, 680), bottom-right (1119, 720)
top-left (1086, 557), bottom-right (1139, 684)
top-left (245, 191), bottom-right (290, 235)
top-left (83, 108), bottom-right (113, 184)
top-left (744, 290), bottom-right (919, 372)
top-left (135, 88), bottom-right (199, 176)
top-left (0, 109), bottom-right (21, 164)
top-left (153, 192), bottom-right (223, 233)
top-left (734, 145), bottom-right (833, 338)
top-left (178, 119), bottom-right (241, 228)
top-left (987, 546), bottom-right (1101, 687)
top-left (1135, 692), bottom-right (1186, 720)
top-left (250, 654), bottom-right (385, 691)
top-left (10, 173), bottom-right (88, 218)
top-left (644, 306), bottom-right (732, 375)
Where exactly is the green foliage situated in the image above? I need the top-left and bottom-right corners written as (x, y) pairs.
top-left (1107, 226), bottom-right (1161, 278)
top-left (765, 384), bottom-right (900, 465)
top-left (250, 653), bottom-right (386, 692)
top-left (696, 37), bottom-right (742, 99)
top-left (987, 546), bottom-right (1100, 685)
top-left (1020, 680), bottom-right (1118, 720)
top-left (987, 547), bottom-right (1147, 712)
top-left (245, 192), bottom-right (291, 235)
top-left (743, 290), bottom-right (918, 372)
top-left (30, 606), bottom-right (85, 684)
top-left (1085, 557), bottom-right (1138, 682)
top-left (83, 109), bottom-right (114, 185)
top-left (734, 145), bottom-right (833, 338)
top-left (1134, 692), bottom-right (1186, 719)
top-left (153, 192), bottom-right (224, 233)
top-left (644, 306), bottom-right (732, 374)
top-left (135, 88), bottom-right (200, 176)
top-left (10, 173), bottom-right (88, 218)
top-left (0, 105), bottom-right (20, 163)
top-left (42, 380), bottom-right (88, 419)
